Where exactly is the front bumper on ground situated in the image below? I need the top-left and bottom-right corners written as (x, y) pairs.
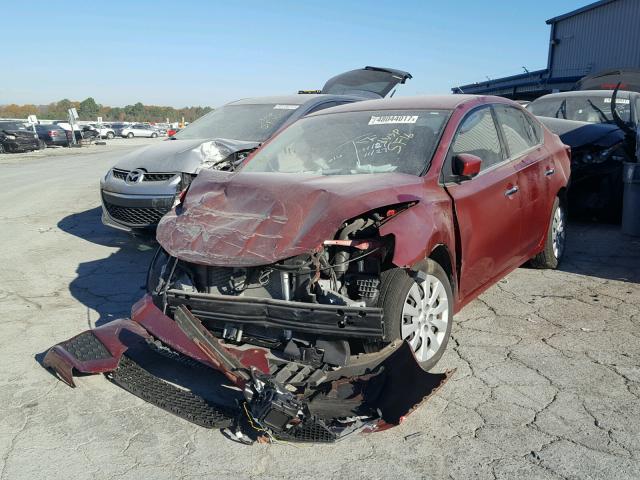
top-left (101, 190), bottom-right (175, 230)
top-left (43, 295), bottom-right (451, 443)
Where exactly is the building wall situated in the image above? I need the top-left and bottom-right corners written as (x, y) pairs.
top-left (550, 0), bottom-right (640, 78)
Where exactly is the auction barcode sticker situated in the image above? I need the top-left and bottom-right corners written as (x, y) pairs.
top-left (369, 115), bottom-right (418, 125)
top-left (604, 98), bottom-right (630, 104)
top-left (274, 104), bottom-right (300, 110)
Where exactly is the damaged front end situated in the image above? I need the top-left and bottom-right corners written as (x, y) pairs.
top-left (44, 206), bottom-right (450, 442)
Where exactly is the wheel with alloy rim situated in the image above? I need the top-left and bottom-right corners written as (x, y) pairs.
top-left (376, 260), bottom-right (453, 371)
top-left (530, 197), bottom-right (566, 269)
top-left (127, 132), bottom-right (134, 138)
top-left (151, 133), bottom-right (158, 138)
top-left (0, 143), bottom-right (5, 154)
top-left (107, 132), bottom-right (114, 139)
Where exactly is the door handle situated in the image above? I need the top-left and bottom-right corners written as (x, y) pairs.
top-left (544, 168), bottom-right (555, 176)
top-left (504, 185), bottom-right (519, 197)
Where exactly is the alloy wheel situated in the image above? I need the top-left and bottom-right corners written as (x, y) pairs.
top-left (401, 274), bottom-right (450, 362)
top-left (552, 205), bottom-right (566, 259)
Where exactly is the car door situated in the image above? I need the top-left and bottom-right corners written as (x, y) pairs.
top-left (442, 105), bottom-right (523, 301)
top-left (493, 105), bottom-right (551, 256)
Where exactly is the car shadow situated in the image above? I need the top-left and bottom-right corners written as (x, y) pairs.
top-left (57, 206), bottom-right (157, 327)
top-left (559, 221), bottom-right (640, 283)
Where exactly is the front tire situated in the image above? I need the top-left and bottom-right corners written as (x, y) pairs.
top-left (127, 132), bottom-right (134, 138)
top-left (107, 132), bottom-right (115, 139)
top-left (530, 197), bottom-right (566, 269)
top-left (151, 133), bottom-right (158, 138)
top-left (377, 260), bottom-right (453, 371)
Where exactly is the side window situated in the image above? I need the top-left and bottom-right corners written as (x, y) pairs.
top-left (494, 105), bottom-right (539, 157)
top-left (451, 107), bottom-right (504, 171)
top-left (305, 101), bottom-right (351, 115)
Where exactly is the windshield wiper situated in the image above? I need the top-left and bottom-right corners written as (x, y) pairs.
top-left (555, 99), bottom-right (567, 119)
top-left (586, 99), bottom-right (610, 124)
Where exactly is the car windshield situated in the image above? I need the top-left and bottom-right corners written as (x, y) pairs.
top-left (242, 109), bottom-right (450, 176)
top-left (0, 122), bottom-right (27, 131)
top-left (173, 103), bottom-right (300, 142)
top-left (527, 95), bottom-right (632, 124)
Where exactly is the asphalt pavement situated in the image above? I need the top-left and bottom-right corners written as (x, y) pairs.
top-left (1, 141), bottom-right (639, 479)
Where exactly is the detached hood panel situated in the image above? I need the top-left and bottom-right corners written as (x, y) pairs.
top-left (114, 138), bottom-right (259, 173)
top-left (156, 171), bottom-right (426, 266)
top-left (537, 117), bottom-right (624, 150)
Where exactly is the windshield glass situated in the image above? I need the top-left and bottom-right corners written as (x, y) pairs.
top-left (242, 109), bottom-right (449, 176)
top-left (527, 95), bottom-right (632, 124)
top-left (173, 104), bottom-right (300, 142)
top-left (0, 122), bottom-right (27, 131)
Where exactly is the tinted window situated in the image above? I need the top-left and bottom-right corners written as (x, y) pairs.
top-left (451, 107), bottom-right (503, 171)
top-left (494, 105), bottom-right (539, 157)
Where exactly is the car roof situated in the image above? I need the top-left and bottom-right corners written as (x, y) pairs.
top-left (226, 93), bottom-right (374, 107)
top-left (535, 90), bottom-right (636, 101)
top-left (305, 94), bottom-right (507, 116)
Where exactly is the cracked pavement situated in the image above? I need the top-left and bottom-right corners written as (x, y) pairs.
top-left (1, 143), bottom-right (640, 479)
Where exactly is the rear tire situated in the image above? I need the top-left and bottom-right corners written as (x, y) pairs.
top-left (151, 133), bottom-right (158, 138)
top-left (530, 197), bottom-right (566, 269)
top-left (127, 132), bottom-right (134, 138)
top-left (107, 132), bottom-right (115, 139)
top-left (0, 143), bottom-right (5, 154)
top-left (375, 260), bottom-right (453, 371)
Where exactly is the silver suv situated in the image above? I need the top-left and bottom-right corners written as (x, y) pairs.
top-left (100, 67), bottom-right (412, 232)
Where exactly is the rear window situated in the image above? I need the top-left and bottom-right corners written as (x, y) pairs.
top-left (527, 95), bottom-right (632, 124)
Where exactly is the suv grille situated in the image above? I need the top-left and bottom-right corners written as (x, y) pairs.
top-left (103, 201), bottom-right (170, 226)
top-left (112, 168), bottom-right (176, 182)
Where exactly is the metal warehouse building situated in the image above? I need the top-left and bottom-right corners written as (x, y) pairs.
top-left (453, 0), bottom-right (640, 99)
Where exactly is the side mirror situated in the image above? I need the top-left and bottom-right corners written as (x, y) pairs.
top-left (453, 153), bottom-right (482, 180)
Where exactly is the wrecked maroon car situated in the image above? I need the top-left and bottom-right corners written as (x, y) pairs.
top-left (45, 95), bottom-right (570, 443)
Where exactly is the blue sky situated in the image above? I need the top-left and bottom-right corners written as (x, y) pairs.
top-left (1, 0), bottom-right (590, 107)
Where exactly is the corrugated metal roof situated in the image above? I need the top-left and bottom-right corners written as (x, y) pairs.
top-left (546, 0), bottom-right (617, 24)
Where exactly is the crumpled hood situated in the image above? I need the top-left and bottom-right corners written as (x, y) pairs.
top-left (113, 138), bottom-right (260, 173)
top-left (537, 117), bottom-right (625, 150)
top-left (157, 170), bottom-right (426, 266)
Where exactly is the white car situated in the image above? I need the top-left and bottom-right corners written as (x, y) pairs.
top-left (94, 125), bottom-right (116, 139)
top-left (121, 124), bottom-right (159, 138)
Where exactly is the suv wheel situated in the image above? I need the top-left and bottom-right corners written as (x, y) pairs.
top-left (377, 260), bottom-right (453, 371)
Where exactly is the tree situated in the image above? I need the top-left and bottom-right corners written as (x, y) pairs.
top-left (78, 97), bottom-right (100, 120)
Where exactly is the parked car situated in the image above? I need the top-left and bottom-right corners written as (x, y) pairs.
top-left (100, 66), bottom-right (413, 232)
top-left (0, 121), bottom-right (40, 153)
top-left (110, 123), bottom-right (127, 136)
top-left (528, 89), bottom-right (639, 220)
top-left (45, 95), bottom-right (570, 443)
top-left (94, 124), bottom-right (116, 139)
top-left (35, 124), bottom-right (72, 147)
top-left (121, 124), bottom-right (159, 138)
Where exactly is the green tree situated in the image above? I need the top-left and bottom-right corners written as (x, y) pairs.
top-left (78, 97), bottom-right (100, 120)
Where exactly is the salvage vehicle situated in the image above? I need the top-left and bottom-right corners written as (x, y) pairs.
top-left (528, 88), bottom-right (639, 220)
top-left (45, 95), bottom-right (570, 443)
top-left (35, 124), bottom-right (72, 147)
top-left (100, 66), bottom-right (412, 232)
top-left (0, 121), bottom-right (40, 153)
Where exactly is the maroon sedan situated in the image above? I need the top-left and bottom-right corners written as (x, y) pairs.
top-left (45, 95), bottom-right (570, 442)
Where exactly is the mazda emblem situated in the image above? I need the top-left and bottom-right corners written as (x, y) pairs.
top-left (125, 169), bottom-right (145, 184)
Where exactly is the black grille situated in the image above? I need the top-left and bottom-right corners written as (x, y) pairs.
top-left (109, 355), bottom-right (234, 429)
top-left (104, 201), bottom-right (170, 226)
top-left (275, 418), bottom-right (337, 443)
top-left (61, 331), bottom-right (111, 362)
top-left (112, 168), bottom-right (176, 182)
